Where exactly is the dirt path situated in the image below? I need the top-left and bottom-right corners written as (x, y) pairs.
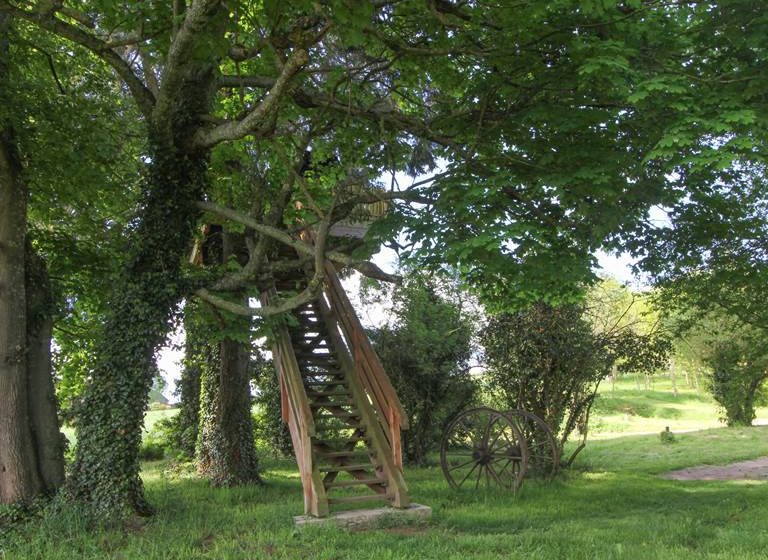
top-left (663, 457), bottom-right (768, 481)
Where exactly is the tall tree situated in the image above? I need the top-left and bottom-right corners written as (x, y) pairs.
top-left (0, 12), bottom-right (64, 503)
top-left (4, 0), bottom-right (765, 517)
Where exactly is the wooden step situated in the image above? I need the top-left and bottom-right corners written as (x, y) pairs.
top-left (308, 389), bottom-right (350, 397)
top-left (319, 463), bottom-right (371, 473)
top-left (301, 371), bottom-right (345, 379)
top-left (316, 410), bottom-right (359, 418)
top-left (324, 478), bottom-right (386, 488)
top-left (328, 494), bottom-right (389, 504)
top-left (314, 422), bottom-right (365, 432)
top-left (305, 380), bottom-right (347, 388)
top-left (296, 358), bottom-right (338, 366)
top-left (316, 450), bottom-right (368, 459)
top-left (309, 400), bottom-right (351, 408)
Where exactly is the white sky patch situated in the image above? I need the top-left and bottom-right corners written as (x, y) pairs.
top-left (156, 322), bottom-right (184, 402)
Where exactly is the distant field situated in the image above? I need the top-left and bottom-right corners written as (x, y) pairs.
top-left (589, 374), bottom-right (768, 438)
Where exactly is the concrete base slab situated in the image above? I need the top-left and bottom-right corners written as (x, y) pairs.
top-left (294, 503), bottom-right (432, 529)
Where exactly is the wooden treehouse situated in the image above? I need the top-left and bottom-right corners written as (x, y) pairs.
top-left (193, 188), bottom-right (413, 517)
top-left (263, 257), bottom-right (410, 517)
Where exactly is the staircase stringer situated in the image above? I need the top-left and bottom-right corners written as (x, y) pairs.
top-left (262, 291), bottom-right (329, 517)
top-left (316, 294), bottom-right (411, 508)
top-left (321, 261), bottom-right (408, 469)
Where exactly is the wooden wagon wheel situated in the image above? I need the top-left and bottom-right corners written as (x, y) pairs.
top-left (503, 409), bottom-right (560, 480)
top-left (440, 407), bottom-right (529, 491)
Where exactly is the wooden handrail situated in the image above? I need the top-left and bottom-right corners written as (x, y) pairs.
top-left (321, 261), bottom-right (408, 468)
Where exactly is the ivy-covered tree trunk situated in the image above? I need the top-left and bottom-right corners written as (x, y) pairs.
top-left (196, 235), bottom-right (261, 486)
top-left (69, 104), bottom-right (215, 518)
top-left (198, 338), bottom-right (263, 486)
top-left (212, 336), bottom-right (261, 486)
top-left (69, 136), bottom-right (210, 516)
top-left (175, 341), bottom-right (202, 458)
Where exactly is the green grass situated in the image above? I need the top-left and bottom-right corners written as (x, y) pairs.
top-left (590, 376), bottom-right (768, 437)
top-left (5, 382), bottom-right (768, 559)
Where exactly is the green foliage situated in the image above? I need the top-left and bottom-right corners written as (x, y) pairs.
top-left (665, 307), bottom-right (768, 427)
top-left (252, 354), bottom-right (292, 458)
top-left (137, 442), bottom-right (165, 462)
top-left (483, 303), bottom-right (611, 459)
top-left (707, 337), bottom-right (768, 427)
top-left (364, 272), bottom-right (477, 465)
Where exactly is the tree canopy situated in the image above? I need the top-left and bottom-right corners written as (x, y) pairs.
top-left (2, 0), bottom-right (767, 518)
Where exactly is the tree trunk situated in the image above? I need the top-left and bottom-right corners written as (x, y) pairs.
top-left (67, 7), bottom-right (229, 512)
top-left (196, 234), bottom-right (261, 486)
top-left (25, 246), bottom-right (65, 491)
top-left (197, 336), bottom-right (261, 485)
top-left (216, 336), bottom-right (261, 485)
top-left (174, 302), bottom-right (203, 457)
top-left (0, 12), bottom-right (43, 503)
top-left (69, 136), bottom-right (211, 517)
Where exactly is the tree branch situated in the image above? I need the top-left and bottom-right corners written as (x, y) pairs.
top-left (195, 280), bottom-right (323, 316)
top-left (196, 200), bottom-right (400, 283)
top-left (192, 48), bottom-right (309, 149)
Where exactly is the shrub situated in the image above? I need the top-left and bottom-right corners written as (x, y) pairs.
top-left (139, 440), bottom-right (165, 461)
top-left (365, 273), bottom-right (477, 465)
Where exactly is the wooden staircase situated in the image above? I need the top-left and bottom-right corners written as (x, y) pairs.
top-left (262, 261), bottom-right (410, 517)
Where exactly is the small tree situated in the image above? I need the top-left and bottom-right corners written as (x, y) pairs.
top-left (482, 303), bottom-right (610, 464)
top-left (707, 340), bottom-right (768, 427)
top-left (482, 300), bottom-right (669, 466)
top-left (365, 273), bottom-right (477, 465)
top-left (670, 310), bottom-right (768, 426)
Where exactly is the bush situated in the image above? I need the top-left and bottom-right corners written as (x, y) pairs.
top-left (707, 340), bottom-right (768, 426)
top-left (139, 440), bottom-right (165, 461)
top-left (365, 272), bottom-right (477, 465)
top-left (482, 303), bottom-right (612, 466)
top-left (252, 356), bottom-right (293, 457)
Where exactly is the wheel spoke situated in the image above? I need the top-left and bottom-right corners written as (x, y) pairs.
top-left (448, 458), bottom-right (478, 472)
top-left (457, 461), bottom-right (480, 487)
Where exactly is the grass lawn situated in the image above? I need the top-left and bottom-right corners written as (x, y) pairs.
top-left (4, 380), bottom-right (768, 559)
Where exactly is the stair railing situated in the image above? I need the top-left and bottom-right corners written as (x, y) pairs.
top-left (320, 261), bottom-right (409, 470)
top-left (261, 290), bottom-right (329, 517)
top-left (316, 291), bottom-right (411, 508)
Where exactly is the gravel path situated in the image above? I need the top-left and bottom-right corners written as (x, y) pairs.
top-left (663, 457), bottom-right (768, 481)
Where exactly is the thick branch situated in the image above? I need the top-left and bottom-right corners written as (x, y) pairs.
top-left (196, 200), bottom-right (400, 283)
top-left (195, 278), bottom-right (323, 316)
top-left (218, 74), bottom-right (275, 89)
top-left (153, 0), bottom-right (221, 122)
top-left (192, 48), bottom-right (309, 149)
